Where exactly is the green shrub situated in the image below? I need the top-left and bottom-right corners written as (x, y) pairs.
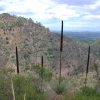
top-left (64, 86), bottom-right (100, 100)
top-left (0, 68), bottom-right (46, 100)
top-left (80, 86), bottom-right (99, 97)
top-left (0, 68), bottom-right (13, 100)
top-left (5, 51), bottom-right (10, 56)
top-left (52, 83), bottom-right (67, 94)
top-left (12, 75), bottom-right (46, 100)
top-left (23, 52), bottom-right (29, 59)
top-left (6, 37), bottom-right (8, 40)
top-left (32, 65), bottom-right (53, 80)
top-left (6, 41), bottom-right (9, 44)
top-left (4, 32), bottom-right (6, 34)
top-left (28, 18), bottom-right (34, 23)
top-left (25, 64), bottom-right (31, 70)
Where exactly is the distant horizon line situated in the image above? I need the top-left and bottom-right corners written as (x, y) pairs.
top-left (50, 30), bottom-right (100, 32)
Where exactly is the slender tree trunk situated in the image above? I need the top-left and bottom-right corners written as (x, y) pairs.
top-left (59, 20), bottom-right (63, 85)
top-left (24, 93), bottom-right (26, 100)
top-left (16, 46), bottom-right (19, 74)
top-left (41, 56), bottom-right (43, 90)
top-left (85, 46), bottom-right (90, 88)
top-left (59, 51), bottom-right (62, 85)
top-left (11, 79), bottom-right (15, 100)
top-left (85, 73), bottom-right (87, 87)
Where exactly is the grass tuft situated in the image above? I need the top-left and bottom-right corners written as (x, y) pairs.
top-left (53, 84), bottom-right (66, 94)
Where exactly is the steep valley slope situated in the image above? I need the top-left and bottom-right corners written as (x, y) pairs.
top-left (0, 13), bottom-right (99, 78)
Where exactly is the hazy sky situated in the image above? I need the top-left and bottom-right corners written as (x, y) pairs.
top-left (0, 0), bottom-right (100, 31)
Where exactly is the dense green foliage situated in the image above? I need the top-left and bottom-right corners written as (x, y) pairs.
top-left (13, 75), bottom-right (45, 100)
top-left (64, 86), bottom-right (100, 100)
top-left (0, 68), bottom-right (46, 100)
top-left (52, 84), bottom-right (66, 94)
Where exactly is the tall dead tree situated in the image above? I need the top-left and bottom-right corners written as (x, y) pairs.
top-left (85, 46), bottom-right (90, 87)
top-left (59, 20), bottom-right (63, 85)
top-left (41, 55), bottom-right (43, 90)
top-left (16, 46), bottom-right (19, 74)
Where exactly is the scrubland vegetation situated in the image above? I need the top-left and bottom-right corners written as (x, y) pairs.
top-left (0, 67), bottom-right (100, 100)
top-left (0, 13), bottom-right (100, 100)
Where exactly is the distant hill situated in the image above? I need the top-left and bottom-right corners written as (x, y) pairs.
top-left (0, 13), bottom-right (99, 77)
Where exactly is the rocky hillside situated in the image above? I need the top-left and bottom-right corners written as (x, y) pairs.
top-left (0, 13), bottom-right (99, 77)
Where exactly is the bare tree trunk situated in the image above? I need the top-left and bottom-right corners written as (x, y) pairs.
top-left (59, 51), bottom-right (62, 85)
top-left (85, 73), bottom-right (87, 88)
top-left (41, 56), bottom-right (43, 90)
top-left (24, 93), bottom-right (26, 100)
top-left (16, 46), bottom-right (19, 74)
top-left (85, 46), bottom-right (90, 88)
top-left (59, 20), bottom-right (63, 85)
top-left (11, 79), bottom-right (15, 100)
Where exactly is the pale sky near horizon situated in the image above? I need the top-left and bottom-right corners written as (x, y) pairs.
top-left (0, 0), bottom-right (100, 31)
